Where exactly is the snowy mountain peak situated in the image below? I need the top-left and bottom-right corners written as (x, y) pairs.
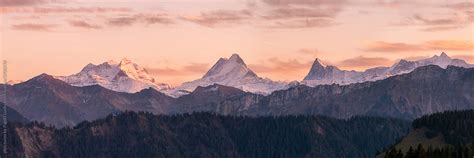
top-left (56, 58), bottom-right (170, 93)
top-left (303, 58), bottom-right (333, 80)
top-left (168, 54), bottom-right (287, 97)
top-left (116, 58), bottom-right (155, 83)
top-left (118, 58), bottom-right (133, 66)
top-left (303, 52), bottom-right (473, 86)
top-left (439, 52), bottom-right (449, 58)
top-left (313, 58), bottom-right (325, 67)
top-left (228, 53), bottom-right (246, 65)
top-left (202, 54), bottom-right (256, 79)
top-left (105, 60), bottom-right (118, 66)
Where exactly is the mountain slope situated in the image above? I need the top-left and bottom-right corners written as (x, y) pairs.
top-left (303, 52), bottom-right (473, 86)
top-left (168, 54), bottom-right (287, 97)
top-left (1, 112), bottom-right (410, 158)
top-left (1, 74), bottom-right (174, 127)
top-left (0, 102), bottom-right (29, 124)
top-left (210, 65), bottom-right (474, 120)
top-left (56, 58), bottom-right (170, 93)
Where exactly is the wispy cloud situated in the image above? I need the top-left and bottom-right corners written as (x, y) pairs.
top-left (363, 40), bottom-right (474, 53)
top-left (262, 7), bottom-right (340, 20)
top-left (147, 63), bottom-right (209, 76)
top-left (180, 9), bottom-right (253, 27)
top-left (424, 40), bottom-right (474, 51)
top-left (363, 41), bottom-right (423, 52)
top-left (0, 0), bottom-right (50, 6)
top-left (337, 56), bottom-right (392, 68)
top-left (445, 2), bottom-right (474, 10)
top-left (106, 14), bottom-right (174, 27)
top-left (259, 0), bottom-right (346, 29)
top-left (267, 18), bottom-right (335, 29)
top-left (69, 20), bottom-right (101, 29)
top-left (11, 23), bottom-right (56, 31)
top-left (249, 58), bottom-right (312, 78)
top-left (0, 6), bottom-right (132, 14)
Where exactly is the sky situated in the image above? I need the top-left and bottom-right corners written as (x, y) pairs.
top-left (0, 0), bottom-right (473, 86)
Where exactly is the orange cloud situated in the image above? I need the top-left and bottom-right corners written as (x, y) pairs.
top-left (336, 56), bottom-right (392, 69)
top-left (298, 48), bottom-right (321, 56)
top-left (147, 63), bottom-right (209, 76)
top-left (249, 58), bottom-right (312, 79)
top-left (11, 23), bottom-right (56, 31)
top-left (363, 41), bottom-right (423, 52)
top-left (363, 40), bottom-right (474, 53)
top-left (424, 40), bottom-right (474, 51)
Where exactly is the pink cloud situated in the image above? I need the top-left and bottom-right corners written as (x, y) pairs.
top-left (68, 20), bottom-right (101, 29)
top-left (107, 14), bottom-right (174, 27)
top-left (0, 0), bottom-right (50, 6)
top-left (11, 23), bottom-right (56, 31)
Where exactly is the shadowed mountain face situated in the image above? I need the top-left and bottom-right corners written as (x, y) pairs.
top-left (0, 112), bottom-right (410, 158)
top-left (215, 65), bottom-right (474, 119)
top-left (0, 103), bottom-right (29, 124)
top-left (1, 65), bottom-right (473, 127)
top-left (0, 74), bottom-right (174, 127)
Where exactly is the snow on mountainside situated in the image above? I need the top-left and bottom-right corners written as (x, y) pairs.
top-left (166, 54), bottom-right (288, 97)
top-left (56, 58), bottom-right (170, 93)
top-left (302, 52), bottom-right (473, 86)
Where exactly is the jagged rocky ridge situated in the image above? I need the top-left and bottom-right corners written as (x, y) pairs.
top-left (302, 52), bottom-right (473, 86)
top-left (0, 112), bottom-right (410, 158)
top-left (1, 65), bottom-right (472, 127)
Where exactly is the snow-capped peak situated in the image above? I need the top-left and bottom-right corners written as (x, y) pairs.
top-left (167, 54), bottom-right (287, 97)
top-left (303, 58), bottom-right (329, 80)
top-left (202, 53), bottom-right (256, 79)
top-left (56, 58), bottom-right (170, 93)
top-left (117, 58), bottom-right (156, 83)
top-left (302, 52), bottom-right (473, 86)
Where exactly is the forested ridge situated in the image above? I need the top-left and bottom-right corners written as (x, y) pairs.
top-left (2, 112), bottom-right (409, 158)
top-left (383, 110), bottom-right (474, 158)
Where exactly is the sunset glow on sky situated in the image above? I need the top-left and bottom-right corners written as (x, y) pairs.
top-left (0, 0), bottom-right (473, 85)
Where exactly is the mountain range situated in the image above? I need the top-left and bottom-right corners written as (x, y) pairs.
top-left (35, 52), bottom-right (471, 98)
top-left (1, 64), bottom-right (472, 127)
top-left (302, 52), bottom-right (473, 86)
